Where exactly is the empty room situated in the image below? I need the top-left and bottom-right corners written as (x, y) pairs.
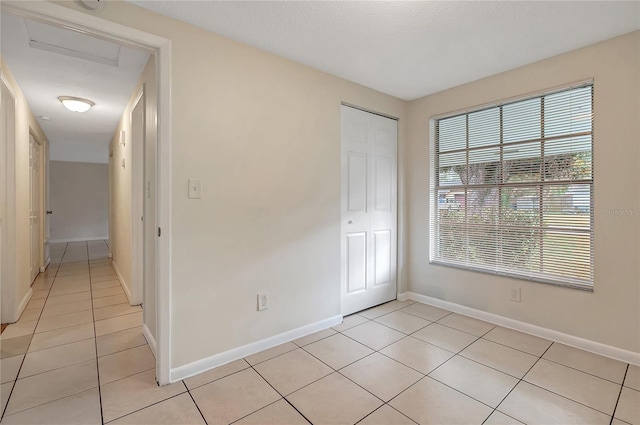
top-left (0, 1), bottom-right (638, 424)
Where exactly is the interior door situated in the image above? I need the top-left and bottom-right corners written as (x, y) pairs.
top-left (29, 134), bottom-right (41, 283)
top-left (131, 89), bottom-right (145, 306)
top-left (143, 80), bottom-right (158, 345)
top-left (43, 144), bottom-right (50, 270)
top-left (341, 105), bottom-right (397, 315)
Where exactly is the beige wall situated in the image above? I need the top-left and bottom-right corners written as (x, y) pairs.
top-left (50, 161), bottom-right (108, 242)
top-left (406, 31), bottom-right (640, 354)
top-left (58, 0), bottom-right (408, 368)
top-left (110, 53), bottom-right (157, 339)
top-left (109, 81), bottom-right (134, 301)
top-left (1, 57), bottom-right (49, 322)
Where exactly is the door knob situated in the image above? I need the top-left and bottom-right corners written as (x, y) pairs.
top-left (348, 220), bottom-right (353, 224)
top-left (46, 210), bottom-right (53, 214)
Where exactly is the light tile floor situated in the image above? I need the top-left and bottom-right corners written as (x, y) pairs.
top-left (1, 241), bottom-right (639, 424)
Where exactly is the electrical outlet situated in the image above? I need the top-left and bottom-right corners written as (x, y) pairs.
top-left (257, 292), bottom-right (269, 311)
top-left (510, 288), bottom-right (521, 302)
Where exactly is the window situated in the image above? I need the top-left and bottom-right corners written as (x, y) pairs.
top-left (430, 83), bottom-right (594, 289)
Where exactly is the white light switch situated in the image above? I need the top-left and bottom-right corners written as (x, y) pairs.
top-left (188, 178), bottom-right (201, 199)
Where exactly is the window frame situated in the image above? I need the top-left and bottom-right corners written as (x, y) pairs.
top-left (429, 80), bottom-right (595, 291)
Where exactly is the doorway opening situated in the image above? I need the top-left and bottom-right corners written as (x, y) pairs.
top-left (0, 1), bottom-right (171, 384)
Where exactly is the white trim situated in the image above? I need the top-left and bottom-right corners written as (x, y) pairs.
top-left (49, 236), bottom-right (108, 244)
top-left (111, 259), bottom-right (135, 306)
top-left (1, 2), bottom-right (168, 51)
top-left (15, 288), bottom-right (33, 323)
top-left (429, 78), bottom-right (595, 121)
top-left (170, 315), bottom-right (343, 383)
top-left (0, 71), bottom-right (19, 99)
top-left (39, 256), bottom-right (50, 273)
top-left (142, 323), bottom-right (157, 356)
top-left (340, 102), bottom-right (399, 121)
top-left (155, 31), bottom-right (172, 387)
top-left (1, 72), bottom-right (18, 324)
top-left (1, 0), bottom-right (173, 385)
top-left (396, 292), bottom-right (410, 302)
top-left (399, 291), bottom-right (640, 366)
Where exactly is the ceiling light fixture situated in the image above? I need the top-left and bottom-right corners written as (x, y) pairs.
top-left (58, 96), bottom-right (95, 113)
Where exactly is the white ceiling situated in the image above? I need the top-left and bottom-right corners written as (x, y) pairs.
top-left (1, 12), bottom-right (150, 163)
top-left (129, 1), bottom-right (640, 100)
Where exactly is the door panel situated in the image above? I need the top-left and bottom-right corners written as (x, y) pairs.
top-left (341, 105), bottom-right (397, 315)
top-left (347, 153), bottom-right (367, 212)
top-left (344, 110), bottom-right (368, 144)
top-left (373, 126), bottom-right (394, 147)
top-left (373, 230), bottom-right (391, 286)
top-left (346, 232), bottom-right (367, 294)
top-left (374, 157), bottom-right (391, 212)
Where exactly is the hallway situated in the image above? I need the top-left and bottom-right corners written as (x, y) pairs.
top-left (1, 241), bottom-right (149, 424)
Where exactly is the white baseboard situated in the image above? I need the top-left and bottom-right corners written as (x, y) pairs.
top-left (111, 260), bottom-right (132, 304)
top-left (397, 292), bottom-right (410, 302)
top-left (170, 314), bottom-right (343, 383)
top-left (399, 291), bottom-right (640, 366)
top-left (15, 288), bottom-right (33, 322)
top-left (142, 323), bottom-right (157, 357)
top-left (49, 236), bottom-right (108, 243)
top-left (39, 257), bottom-right (51, 273)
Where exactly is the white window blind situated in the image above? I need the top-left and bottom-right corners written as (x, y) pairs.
top-left (430, 83), bottom-right (594, 289)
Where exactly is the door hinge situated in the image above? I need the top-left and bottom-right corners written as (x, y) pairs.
top-left (157, 227), bottom-right (161, 237)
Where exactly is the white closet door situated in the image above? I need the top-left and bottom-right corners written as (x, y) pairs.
top-left (341, 105), bottom-right (397, 315)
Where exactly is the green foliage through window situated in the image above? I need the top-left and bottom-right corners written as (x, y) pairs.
top-left (431, 84), bottom-right (594, 288)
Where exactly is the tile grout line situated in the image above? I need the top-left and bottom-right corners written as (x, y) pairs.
top-left (353, 404), bottom-right (418, 425)
top-left (538, 355), bottom-right (630, 386)
top-left (184, 386), bottom-right (210, 425)
top-left (394, 304), bottom-right (563, 359)
top-left (301, 304), bottom-right (489, 423)
top-left (182, 365), bottom-right (252, 392)
top-left (608, 364), bottom-right (628, 425)
top-left (520, 379), bottom-right (620, 419)
top-left (350, 306), bottom-right (425, 425)
top-left (295, 321), bottom-right (419, 422)
top-left (23, 335), bottom-right (96, 356)
top-left (0, 242), bottom-right (66, 421)
top-left (278, 398), bottom-right (313, 425)
top-left (104, 391), bottom-right (190, 424)
top-left (247, 361), bottom-right (314, 424)
top-left (85, 241), bottom-right (159, 422)
top-left (483, 342), bottom-right (554, 424)
top-left (370, 307), bottom-right (507, 345)
top-left (95, 340), bottom-right (149, 360)
top-left (250, 326), bottom-right (410, 425)
top-left (86, 241), bottom-right (106, 425)
top-left (514, 353), bottom-right (627, 419)
top-left (337, 305), bottom-right (500, 418)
